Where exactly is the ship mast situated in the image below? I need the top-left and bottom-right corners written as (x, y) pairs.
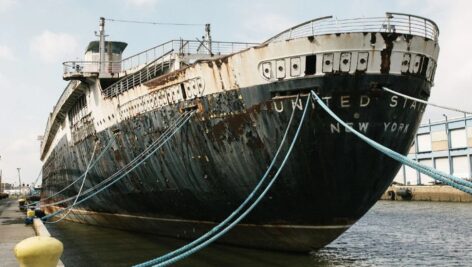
top-left (98, 17), bottom-right (106, 74)
top-left (205, 23), bottom-right (212, 54)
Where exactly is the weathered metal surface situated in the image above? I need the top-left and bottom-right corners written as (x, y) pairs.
top-left (43, 72), bottom-right (430, 250)
top-left (40, 17), bottom-right (440, 250)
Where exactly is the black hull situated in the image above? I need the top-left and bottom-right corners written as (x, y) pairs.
top-left (43, 74), bottom-right (429, 251)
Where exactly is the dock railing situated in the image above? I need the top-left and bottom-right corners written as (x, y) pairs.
top-left (264, 12), bottom-right (439, 43)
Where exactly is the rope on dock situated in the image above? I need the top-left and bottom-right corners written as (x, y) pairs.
top-left (310, 90), bottom-right (472, 194)
top-left (382, 87), bottom-right (472, 115)
top-left (42, 111), bottom-right (195, 221)
top-left (40, 111), bottom-right (190, 208)
top-left (134, 95), bottom-right (310, 267)
top-left (45, 141), bottom-right (99, 224)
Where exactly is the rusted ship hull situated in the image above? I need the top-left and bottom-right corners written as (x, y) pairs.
top-left (44, 73), bottom-right (429, 251)
top-left (40, 13), bottom-right (440, 251)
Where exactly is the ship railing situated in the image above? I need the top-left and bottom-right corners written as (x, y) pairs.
top-left (63, 40), bottom-right (259, 78)
top-left (63, 61), bottom-right (122, 77)
top-left (40, 80), bottom-right (79, 157)
top-left (102, 50), bottom-right (175, 98)
top-left (264, 12), bottom-right (439, 43)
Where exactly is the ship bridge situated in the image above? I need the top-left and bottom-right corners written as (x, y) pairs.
top-left (62, 41), bottom-right (128, 80)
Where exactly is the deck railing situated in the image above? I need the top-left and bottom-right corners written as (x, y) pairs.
top-left (264, 12), bottom-right (439, 43)
top-left (63, 40), bottom-right (259, 77)
top-left (40, 80), bottom-right (79, 158)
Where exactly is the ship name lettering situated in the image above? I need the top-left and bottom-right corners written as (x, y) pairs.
top-left (402, 97), bottom-right (408, 108)
top-left (340, 95), bottom-right (351, 108)
top-left (360, 95), bottom-right (370, 107)
top-left (389, 95), bottom-right (425, 111)
top-left (274, 101), bottom-right (284, 112)
top-left (330, 122), bottom-right (369, 134)
top-left (344, 122), bottom-right (354, 132)
top-left (359, 122), bottom-right (369, 132)
top-left (389, 96), bottom-right (398, 107)
top-left (322, 96), bottom-right (332, 107)
top-left (384, 122), bottom-right (410, 134)
top-left (291, 98), bottom-right (303, 111)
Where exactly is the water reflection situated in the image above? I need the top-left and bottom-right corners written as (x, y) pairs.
top-left (47, 201), bottom-right (472, 266)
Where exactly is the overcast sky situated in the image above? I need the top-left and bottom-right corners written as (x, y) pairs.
top-left (0, 0), bottom-right (471, 185)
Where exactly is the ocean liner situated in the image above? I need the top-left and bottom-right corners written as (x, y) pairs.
top-left (40, 13), bottom-right (440, 251)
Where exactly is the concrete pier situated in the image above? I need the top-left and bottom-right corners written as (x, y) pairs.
top-left (0, 199), bottom-right (35, 267)
top-left (381, 185), bottom-right (472, 202)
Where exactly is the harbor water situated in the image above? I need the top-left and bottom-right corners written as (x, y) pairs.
top-left (46, 201), bottom-right (472, 267)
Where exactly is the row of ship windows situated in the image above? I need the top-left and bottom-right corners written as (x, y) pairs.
top-left (95, 78), bottom-right (206, 125)
top-left (259, 52), bottom-right (436, 81)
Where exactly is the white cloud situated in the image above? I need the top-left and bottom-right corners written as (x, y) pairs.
top-left (0, 0), bottom-right (17, 13)
top-left (126, 0), bottom-right (159, 8)
top-left (30, 31), bottom-right (80, 63)
top-left (0, 44), bottom-right (16, 61)
top-left (0, 133), bottom-right (41, 186)
top-left (419, 0), bottom-right (472, 119)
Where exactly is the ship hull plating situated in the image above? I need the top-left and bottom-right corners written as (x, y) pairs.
top-left (43, 74), bottom-right (429, 251)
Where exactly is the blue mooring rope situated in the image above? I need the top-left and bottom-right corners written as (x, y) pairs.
top-left (135, 95), bottom-right (310, 267)
top-left (29, 136), bottom-right (116, 208)
top-left (42, 111), bottom-right (195, 221)
top-left (46, 141), bottom-right (99, 224)
top-left (310, 91), bottom-right (472, 195)
top-left (40, 111), bottom-right (190, 209)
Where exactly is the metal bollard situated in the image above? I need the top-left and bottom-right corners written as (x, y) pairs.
top-left (14, 236), bottom-right (63, 267)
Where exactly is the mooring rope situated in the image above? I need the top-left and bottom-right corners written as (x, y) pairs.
top-left (45, 141), bottom-right (99, 224)
top-left (30, 169), bottom-right (43, 192)
top-left (28, 137), bottom-right (116, 208)
top-left (40, 111), bottom-right (190, 208)
top-left (42, 111), bottom-right (195, 221)
top-left (135, 95), bottom-right (311, 267)
top-left (310, 91), bottom-right (472, 195)
top-left (382, 87), bottom-right (472, 115)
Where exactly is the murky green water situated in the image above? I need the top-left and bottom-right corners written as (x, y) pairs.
top-left (46, 201), bottom-right (472, 266)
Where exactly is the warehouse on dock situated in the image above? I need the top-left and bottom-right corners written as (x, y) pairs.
top-left (394, 115), bottom-right (472, 185)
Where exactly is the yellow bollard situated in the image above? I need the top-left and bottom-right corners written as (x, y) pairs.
top-left (27, 209), bottom-right (35, 218)
top-left (14, 236), bottom-right (63, 267)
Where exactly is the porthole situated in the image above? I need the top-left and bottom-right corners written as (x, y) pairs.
top-left (276, 60), bottom-right (285, 79)
top-left (292, 64), bottom-right (298, 70)
top-left (325, 60), bottom-right (331, 66)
